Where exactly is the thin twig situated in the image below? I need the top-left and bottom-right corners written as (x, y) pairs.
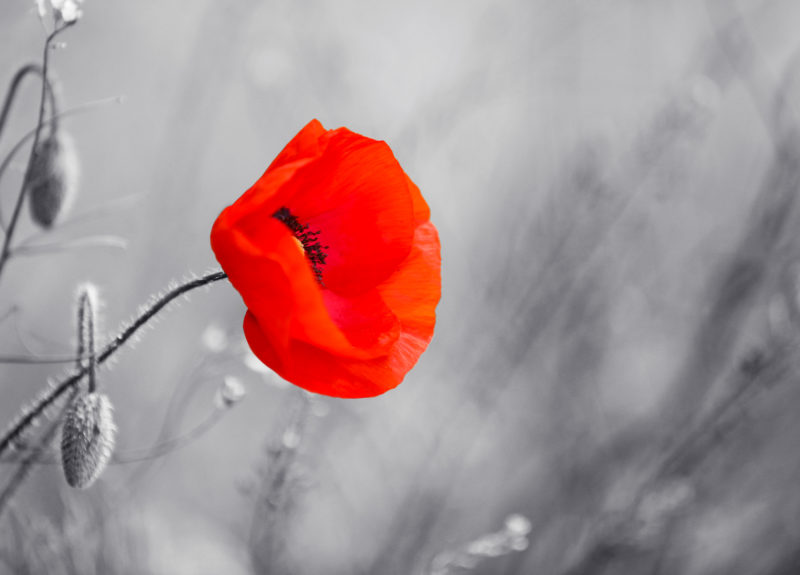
top-left (20, 191), bottom-right (143, 238)
top-left (11, 235), bottom-right (128, 257)
top-left (0, 64), bottom-right (57, 145)
top-left (112, 408), bottom-right (226, 464)
top-left (0, 403), bottom-right (231, 465)
top-left (121, 353), bottom-right (214, 487)
top-left (0, 353), bottom-right (84, 365)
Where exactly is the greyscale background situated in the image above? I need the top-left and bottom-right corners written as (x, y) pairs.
top-left (2, 1), bottom-right (800, 574)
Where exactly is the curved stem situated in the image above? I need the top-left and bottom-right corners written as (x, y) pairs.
top-left (0, 22), bottom-right (73, 286)
top-left (0, 64), bottom-right (57, 145)
top-left (11, 235), bottom-right (128, 257)
top-left (113, 408), bottom-right (225, 464)
top-left (0, 270), bottom-right (228, 457)
top-left (0, 402), bottom-right (228, 466)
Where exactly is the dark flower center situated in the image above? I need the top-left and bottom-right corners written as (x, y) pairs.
top-left (272, 207), bottom-right (328, 284)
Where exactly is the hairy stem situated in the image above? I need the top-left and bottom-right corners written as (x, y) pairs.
top-left (0, 270), bottom-right (227, 458)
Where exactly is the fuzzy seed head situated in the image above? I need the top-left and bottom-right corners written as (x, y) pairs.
top-left (26, 130), bottom-right (79, 229)
top-left (50, 0), bottom-right (83, 22)
top-left (61, 392), bottom-right (116, 489)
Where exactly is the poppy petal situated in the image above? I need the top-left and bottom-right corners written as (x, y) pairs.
top-left (279, 129), bottom-right (415, 295)
top-left (377, 221), bottom-right (441, 335)
top-left (322, 289), bottom-right (400, 350)
top-left (266, 118), bottom-right (327, 171)
top-left (405, 174), bottom-right (431, 223)
top-left (214, 213), bottom-right (398, 362)
top-left (213, 160), bottom-right (310, 232)
top-left (211, 120), bottom-right (441, 397)
top-left (211, 216), bottom-right (295, 354)
top-left (273, 222), bottom-right (441, 398)
top-left (282, 327), bottom-right (433, 398)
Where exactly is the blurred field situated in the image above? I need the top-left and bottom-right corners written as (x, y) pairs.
top-left (2, 0), bottom-right (800, 573)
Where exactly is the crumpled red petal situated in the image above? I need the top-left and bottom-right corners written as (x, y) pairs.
top-left (280, 129), bottom-right (415, 295)
top-left (266, 119), bottom-right (326, 172)
top-left (250, 220), bottom-right (440, 398)
top-left (211, 119), bottom-right (441, 397)
top-left (213, 215), bottom-right (399, 361)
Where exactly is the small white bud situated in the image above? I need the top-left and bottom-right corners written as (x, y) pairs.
top-left (215, 376), bottom-right (246, 409)
top-left (504, 514), bottom-right (532, 536)
top-left (201, 324), bottom-right (228, 353)
top-left (51, 0), bottom-right (83, 23)
top-left (281, 428), bottom-right (301, 449)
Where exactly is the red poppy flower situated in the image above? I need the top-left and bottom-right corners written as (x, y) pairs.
top-left (211, 120), bottom-right (441, 398)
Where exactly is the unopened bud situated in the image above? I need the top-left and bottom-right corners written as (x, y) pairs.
top-left (61, 392), bottom-right (116, 489)
top-left (26, 130), bottom-right (79, 229)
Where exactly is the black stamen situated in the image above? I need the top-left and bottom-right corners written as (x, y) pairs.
top-left (273, 207), bottom-right (328, 284)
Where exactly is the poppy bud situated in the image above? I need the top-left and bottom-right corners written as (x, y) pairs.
top-left (61, 392), bottom-right (116, 489)
top-left (25, 130), bottom-right (79, 229)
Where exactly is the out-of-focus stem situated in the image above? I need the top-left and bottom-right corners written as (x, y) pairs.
top-left (0, 96), bottom-right (123, 231)
top-left (0, 387), bottom-right (77, 517)
top-left (0, 400), bottom-right (229, 465)
top-left (0, 64), bottom-right (57, 144)
top-left (113, 408), bottom-right (226, 464)
top-left (0, 22), bottom-right (73, 286)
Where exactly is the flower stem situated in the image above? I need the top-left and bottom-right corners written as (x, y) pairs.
top-left (0, 22), bottom-right (73, 286)
top-left (0, 269), bottom-right (228, 458)
top-left (99, 271), bottom-right (228, 363)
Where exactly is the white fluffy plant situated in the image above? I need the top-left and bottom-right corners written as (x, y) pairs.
top-left (35, 0), bottom-right (85, 24)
